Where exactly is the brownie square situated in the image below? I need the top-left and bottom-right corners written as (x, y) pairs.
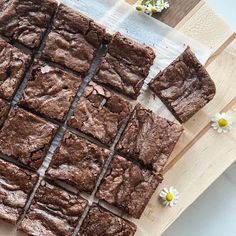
top-left (0, 98), bottom-right (10, 127)
top-left (116, 104), bottom-right (183, 172)
top-left (0, 159), bottom-right (38, 224)
top-left (0, 0), bottom-right (58, 49)
top-left (68, 82), bottom-right (132, 146)
top-left (46, 131), bottom-right (110, 193)
top-left (43, 4), bottom-right (107, 75)
top-left (19, 181), bottom-right (88, 236)
top-left (0, 38), bottom-right (31, 100)
top-left (149, 47), bottom-right (216, 123)
top-left (0, 107), bottom-right (58, 170)
top-left (96, 155), bottom-right (162, 219)
top-left (19, 60), bottom-right (82, 122)
top-left (80, 204), bottom-right (137, 236)
top-left (93, 32), bottom-right (156, 99)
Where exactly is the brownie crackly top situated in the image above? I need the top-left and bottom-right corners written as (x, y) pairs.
top-left (20, 60), bottom-right (82, 122)
top-left (0, 38), bottom-right (31, 100)
top-left (46, 131), bottom-right (110, 193)
top-left (0, 98), bottom-right (10, 127)
top-left (96, 155), bottom-right (163, 219)
top-left (68, 82), bottom-right (132, 146)
top-left (94, 32), bottom-right (156, 99)
top-left (0, 0), bottom-right (58, 48)
top-left (0, 107), bottom-right (58, 170)
top-left (116, 104), bottom-right (183, 173)
top-left (80, 204), bottom-right (137, 236)
top-left (43, 4), bottom-right (107, 74)
top-left (19, 181), bottom-right (88, 236)
top-left (0, 159), bottom-right (38, 224)
top-left (149, 47), bottom-right (216, 123)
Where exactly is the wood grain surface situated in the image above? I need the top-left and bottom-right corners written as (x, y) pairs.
top-left (153, 0), bottom-right (201, 27)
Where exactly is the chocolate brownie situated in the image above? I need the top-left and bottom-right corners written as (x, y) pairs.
top-left (19, 181), bottom-right (88, 236)
top-left (43, 4), bottom-right (107, 74)
top-left (0, 0), bottom-right (58, 49)
top-left (93, 32), bottom-right (156, 99)
top-left (96, 155), bottom-right (162, 219)
top-left (0, 159), bottom-right (38, 224)
top-left (20, 60), bottom-right (82, 122)
top-left (0, 98), bottom-right (9, 127)
top-left (116, 104), bottom-right (183, 172)
top-left (68, 82), bottom-right (132, 146)
top-left (80, 204), bottom-right (137, 236)
top-left (0, 107), bottom-right (58, 170)
top-left (46, 131), bottom-right (110, 193)
top-left (0, 38), bottom-right (31, 100)
top-left (149, 47), bottom-right (216, 123)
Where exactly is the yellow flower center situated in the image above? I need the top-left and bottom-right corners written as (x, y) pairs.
top-left (136, 5), bottom-right (143, 11)
top-left (166, 192), bottom-right (174, 201)
top-left (218, 118), bottom-right (228, 127)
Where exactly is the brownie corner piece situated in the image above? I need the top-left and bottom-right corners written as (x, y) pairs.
top-left (46, 130), bottom-right (110, 193)
top-left (93, 32), bottom-right (156, 99)
top-left (19, 180), bottom-right (88, 236)
top-left (116, 104), bottom-right (183, 173)
top-left (19, 60), bottom-right (82, 122)
top-left (0, 98), bottom-right (10, 127)
top-left (67, 82), bottom-right (132, 146)
top-left (0, 0), bottom-right (58, 48)
top-left (96, 155), bottom-right (162, 219)
top-left (0, 107), bottom-right (58, 170)
top-left (0, 38), bottom-right (31, 101)
top-left (149, 46), bottom-right (216, 123)
top-left (80, 203), bottom-right (137, 236)
top-left (43, 3), bottom-right (107, 74)
top-left (0, 158), bottom-right (38, 224)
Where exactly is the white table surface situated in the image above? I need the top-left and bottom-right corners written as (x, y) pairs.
top-left (163, 2), bottom-right (236, 235)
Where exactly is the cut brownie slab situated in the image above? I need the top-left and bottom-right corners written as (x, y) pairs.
top-left (19, 181), bottom-right (88, 236)
top-left (20, 60), bottom-right (82, 122)
top-left (0, 0), bottom-right (58, 49)
top-left (0, 38), bottom-right (31, 100)
top-left (149, 47), bottom-right (216, 123)
top-left (93, 32), bottom-right (156, 99)
top-left (96, 155), bottom-right (163, 219)
top-left (46, 131), bottom-right (110, 193)
top-left (0, 98), bottom-right (10, 127)
top-left (116, 104), bottom-right (183, 172)
top-left (80, 204), bottom-right (137, 236)
top-left (43, 4), bottom-right (107, 75)
top-left (0, 159), bottom-right (38, 224)
top-left (0, 107), bottom-right (58, 170)
top-left (68, 82), bottom-right (132, 146)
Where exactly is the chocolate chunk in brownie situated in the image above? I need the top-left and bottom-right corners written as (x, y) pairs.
top-left (0, 98), bottom-right (10, 127)
top-left (43, 4), bottom-right (107, 74)
top-left (68, 82), bottom-right (132, 146)
top-left (116, 104), bottom-right (183, 172)
top-left (93, 32), bottom-right (156, 99)
top-left (0, 38), bottom-right (31, 100)
top-left (80, 204), bottom-right (137, 236)
top-left (19, 181), bottom-right (88, 236)
top-left (0, 159), bottom-right (38, 224)
top-left (20, 60), bottom-right (82, 122)
top-left (0, 107), bottom-right (58, 170)
top-left (96, 155), bottom-right (163, 219)
top-left (46, 131), bottom-right (110, 193)
top-left (0, 0), bottom-right (58, 49)
top-left (149, 47), bottom-right (216, 123)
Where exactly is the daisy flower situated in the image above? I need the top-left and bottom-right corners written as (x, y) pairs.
top-left (159, 187), bottom-right (179, 207)
top-left (211, 113), bottom-right (233, 133)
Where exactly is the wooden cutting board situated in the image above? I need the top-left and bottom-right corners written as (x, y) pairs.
top-left (126, 1), bottom-right (236, 235)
